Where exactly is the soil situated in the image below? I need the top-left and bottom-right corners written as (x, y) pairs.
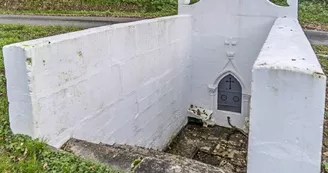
top-left (165, 123), bottom-right (248, 173)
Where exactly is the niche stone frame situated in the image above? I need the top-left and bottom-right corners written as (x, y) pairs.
top-left (217, 74), bottom-right (242, 113)
top-left (208, 71), bottom-right (250, 129)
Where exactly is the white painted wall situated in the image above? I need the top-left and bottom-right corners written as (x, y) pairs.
top-left (4, 15), bottom-right (192, 149)
top-left (179, 0), bottom-right (299, 129)
top-left (248, 18), bottom-right (326, 173)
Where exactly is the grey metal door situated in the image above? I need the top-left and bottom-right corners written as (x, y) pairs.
top-left (217, 74), bottom-right (242, 113)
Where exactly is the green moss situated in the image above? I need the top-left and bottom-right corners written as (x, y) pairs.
top-left (130, 157), bottom-right (143, 171)
top-left (77, 51), bottom-right (83, 57)
top-left (26, 57), bottom-right (32, 65)
top-left (0, 24), bottom-right (120, 173)
top-left (22, 44), bottom-right (31, 48)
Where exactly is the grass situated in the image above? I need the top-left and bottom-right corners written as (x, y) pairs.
top-left (299, 2), bottom-right (328, 31)
top-left (313, 45), bottom-right (328, 173)
top-left (315, 45), bottom-right (328, 56)
top-left (0, 24), bottom-right (120, 173)
top-left (0, 9), bottom-right (173, 18)
top-left (269, 0), bottom-right (328, 30)
top-left (270, 0), bottom-right (289, 6)
top-left (1, 0), bottom-right (328, 31)
top-left (0, 0), bottom-right (177, 18)
top-left (0, 2), bottom-right (327, 171)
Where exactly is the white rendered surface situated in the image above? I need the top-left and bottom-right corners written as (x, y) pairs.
top-left (178, 0), bottom-right (298, 129)
top-left (4, 15), bottom-right (192, 149)
top-left (248, 18), bottom-right (326, 173)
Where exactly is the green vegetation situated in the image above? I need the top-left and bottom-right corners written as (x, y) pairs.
top-left (314, 45), bottom-right (328, 173)
top-left (299, 2), bottom-right (328, 31)
top-left (0, 9), bottom-right (172, 18)
top-left (270, 0), bottom-right (289, 6)
top-left (269, 0), bottom-right (328, 30)
top-left (315, 45), bottom-right (328, 75)
top-left (0, 24), bottom-right (120, 173)
top-left (0, 0), bottom-right (177, 18)
top-left (314, 45), bottom-right (328, 55)
top-left (189, 0), bottom-right (200, 5)
top-left (130, 157), bottom-right (143, 171)
top-left (1, 0), bottom-right (328, 31)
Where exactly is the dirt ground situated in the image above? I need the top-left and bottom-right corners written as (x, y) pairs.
top-left (165, 123), bottom-right (248, 173)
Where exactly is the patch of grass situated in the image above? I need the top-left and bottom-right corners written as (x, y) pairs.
top-left (189, 0), bottom-right (200, 5)
top-left (1, 0), bottom-right (328, 31)
top-left (0, 24), bottom-right (120, 173)
top-left (314, 45), bottom-right (328, 173)
top-left (315, 45), bottom-right (328, 77)
top-left (0, 9), bottom-right (175, 18)
top-left (0, 0), bottom-right (177, 18)
top-left (299, 2), bottom-right (328, 31)
top-left (314, 45), bottom-right (328, 55)
top-left (268, 0), bottom-right (328, 31)
top-left (318, 55), bottom-right (328, 75)
top-left (268, 0), bottom-right (328, 30)
top-left (269, 0), bottom-right (289, 6)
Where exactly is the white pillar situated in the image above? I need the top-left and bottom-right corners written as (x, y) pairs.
top-left (248, 18), bottom-right (326, 173)
top-left (248, 68), bottom-right (326, 173)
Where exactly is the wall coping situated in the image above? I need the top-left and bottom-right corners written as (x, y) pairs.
top-left (254, 17), bottom-right (324, 77)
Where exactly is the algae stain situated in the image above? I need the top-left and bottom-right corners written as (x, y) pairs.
top-left (26, 57), bottom-right (32, 65)
top-left (77, 51), bottom-right (83, 57)
top-left (22, 44), bottom-right (30, 48)
top-left (130, 157), bottom-right (143, 171)
top-left (313, 71), bottom-right (325, 79)
top-left (58, 71), bottom-right (76, 86)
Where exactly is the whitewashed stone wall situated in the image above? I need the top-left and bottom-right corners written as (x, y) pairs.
top-left (4, 15), bottom-right (192, 149)
top-left (179, 0), bottom-right (299, 129)
top-left (248, 18), bottom-right (326, 173)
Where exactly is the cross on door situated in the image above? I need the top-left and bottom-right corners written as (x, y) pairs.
top-left (226, 77), bottom-right (234, 89)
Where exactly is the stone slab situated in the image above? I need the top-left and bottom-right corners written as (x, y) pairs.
top-left (166, 124), bottom-right (248, 173)
top-left (63, 138), bottom-right (231, 173)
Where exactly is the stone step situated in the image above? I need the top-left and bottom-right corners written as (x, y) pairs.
top-left (62, 138), bottom-right (231, 173)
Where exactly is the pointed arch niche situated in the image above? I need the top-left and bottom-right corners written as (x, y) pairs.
top-left (208, 71), bottom-right (251, 129)
top-left (217, 74), bottom-right (242, 113)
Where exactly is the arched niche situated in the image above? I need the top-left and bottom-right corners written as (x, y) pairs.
top-left (208, 71), bottom-right (251, 129)
top-left (217, 74), bottom-right (242, 113)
